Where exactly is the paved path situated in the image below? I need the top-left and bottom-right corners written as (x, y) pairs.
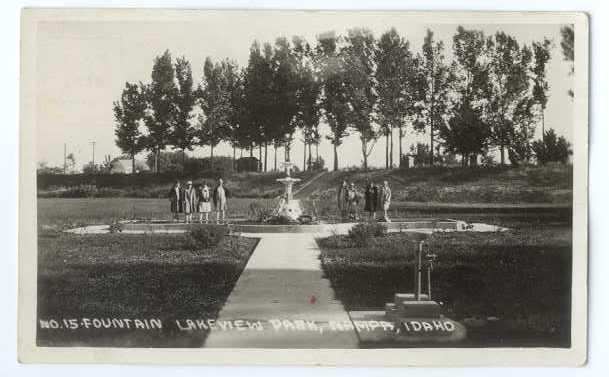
top-left (204, 233), bottom-right (359, 348)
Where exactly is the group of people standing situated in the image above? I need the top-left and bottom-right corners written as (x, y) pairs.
top-left (169, 178), bottom-right (229, 224)
top-left (337, 180), bottom-right (392, 222)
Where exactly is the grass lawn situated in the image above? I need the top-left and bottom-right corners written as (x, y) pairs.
top-left (299, 164), bottom-right (572, 204)
top-left (317, 221), bottom-right (572, 347)
top-left (37, 197), bottom-right (272, 227)
top-left (37, 201), bottom-right (259, 347)
top-left (38, 170), bottom-right (320, 199)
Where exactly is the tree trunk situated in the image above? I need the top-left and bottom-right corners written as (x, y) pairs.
top-left (259, 145), bottom-right (262, 171)
top-left (274, 144), bottom-right (277, 171)
top-left (315, 143), bottom-right (319, 165)
top-left (182, 148), bottom-right (185, 169)
top-left (132, 154), bottom-right (136, 175)
top-left (249, 146), bottom-right (253, 158)
top-left (362, 134), bottom-right (368, 171)
top-left (500, 144), bottom-right (505, 166)
top-left (390, 125), bottom-right (394, 168)
top-left (385, 130), bottom-right (389, 169)
top-left (210, 145), bottom-right (214, 171)
top-left (303, 139), bottom-right (307, 171)
top-left (541, 107), bottom-right (545, 137)
top-left (264, 141), bottom-right (268, 172)
top-left (232, 145), bottom-right (236, 171)
top-left (399, 126), bottom-right (403, 167)
top-left (154, 148), bottom-right (159, 174)
top-left (430, 120), bottom-right (434, 166)
top-left (333, 143), bottom-right (338, 171)
top-left (308, 142), bottom-right (312, 170)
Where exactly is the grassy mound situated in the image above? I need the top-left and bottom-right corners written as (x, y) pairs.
top-left (300, 164), bottom-right (572, 204)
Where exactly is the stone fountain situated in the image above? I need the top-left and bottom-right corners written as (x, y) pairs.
top-left (272, 161), bottom-right (303, 223)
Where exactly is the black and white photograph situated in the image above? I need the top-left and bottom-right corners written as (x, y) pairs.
top-left (18, 9), bottom-right (588, 366)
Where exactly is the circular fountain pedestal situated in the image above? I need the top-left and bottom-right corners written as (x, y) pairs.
top-left (274, 174), bottom-right (302, 223)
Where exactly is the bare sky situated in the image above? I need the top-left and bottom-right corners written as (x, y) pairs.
top-left (34, 11), bottom-right (574, 169)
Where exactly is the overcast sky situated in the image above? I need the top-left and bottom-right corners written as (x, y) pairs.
top-left (34, 11), bottom-right (574, 169)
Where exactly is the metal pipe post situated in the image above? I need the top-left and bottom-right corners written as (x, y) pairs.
top-left (415, 241), bottom-right (424, 301)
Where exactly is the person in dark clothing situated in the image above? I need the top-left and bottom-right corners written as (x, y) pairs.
top-left (364, 180), bottom-right (378, 220)
top-left (168, 181), bottom-right (183, 222)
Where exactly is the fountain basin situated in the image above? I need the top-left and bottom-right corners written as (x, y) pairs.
top-left (65, 219), bottom-right (508, 235)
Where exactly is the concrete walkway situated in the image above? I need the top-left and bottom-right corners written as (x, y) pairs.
top-left (204, 233), bottom-right (359, 348)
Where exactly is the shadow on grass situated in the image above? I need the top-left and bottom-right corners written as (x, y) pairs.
top-left (37, 233), bottom-right (258, 347)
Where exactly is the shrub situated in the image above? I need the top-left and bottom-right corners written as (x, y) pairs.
top-left (248, 199), bottom-right (278, 222)
top-left (532, 129), bottom-right (572, 164)
top-left (265, 215), bottom-right (294, 224)
top-left (348, 222), bottom-right (387, 247)
top-left (108, 220), bottom-right (124, 233)
top-left (186, 225), bottom-right (226, 249)
top-left (308, 156), bottom-right (325, 171)
top-left (236, 157), bottom-right (259, 172)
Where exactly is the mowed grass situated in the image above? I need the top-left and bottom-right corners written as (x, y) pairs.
top-left (38, 170), bottom-right (320, 199)
top-left (37, 199), bottom-right (258, 347)
top-left (298, 164), bottom-right (572, 204)
top-left (37, 197), bottom-right (269, 227)
top-left (317, 222), bottom-right (572, 347)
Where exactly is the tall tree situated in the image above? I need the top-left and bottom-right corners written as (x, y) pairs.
top-left (375, 28), bottom-right (414, 169)
top-left (560, 25), bottom-right (574, 98)
top-left (439, 96), bottom-right (490, 165)
top-left (270, 37), bottom-right (299, 168)
top-left (531, 38), bottom-right (552, 136)
top-left (293, 36), bottom-right (321, 171)
top-left (342, 28), bottom-right (379, 171)
top-left (316, 31), bottom-right (350, 171)
top-left (198, 57), bottom-right (232, 170)
top-left (414, 29), bottom-right (453, 166)
top-left (508, 96), bottom-right (537, 165)
top-left (172, 56), bottom-right (196, 169)
top-left (143, 50), bottom-right (177, 173)
top-left (243, 42), bottom-right (275, 171)
top-left (113, 82), bottom-right (147, 174)
top-left (224, 63), bottom-right (244, 170)
top-left (446, 26), bottom-right (492, 165)
top-left (485, 32), bottom-right (534, 165)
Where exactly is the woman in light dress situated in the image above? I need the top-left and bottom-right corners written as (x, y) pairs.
top-left (197, 183), bottom-right (212, 224)
top-left (346, 182), bottom-right (360, 221)
top-left (337, 180), bottom-right (348, 220)
top-left (380, 180), bottom-right (392, 222)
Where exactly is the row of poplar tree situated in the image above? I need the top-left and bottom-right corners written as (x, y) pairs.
top-left (114, 25), bottom-right (574, 173)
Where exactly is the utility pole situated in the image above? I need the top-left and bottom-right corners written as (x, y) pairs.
top-left (63, 143), bottom-right (67, 174)
top-left (90, 141), bottom-right (96, 167)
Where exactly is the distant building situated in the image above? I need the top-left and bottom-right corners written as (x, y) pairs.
top-left (109, 159), bottom-right (150, 174)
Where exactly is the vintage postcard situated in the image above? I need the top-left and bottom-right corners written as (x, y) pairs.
top-left (19, 9), bottom-right (588, 365)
